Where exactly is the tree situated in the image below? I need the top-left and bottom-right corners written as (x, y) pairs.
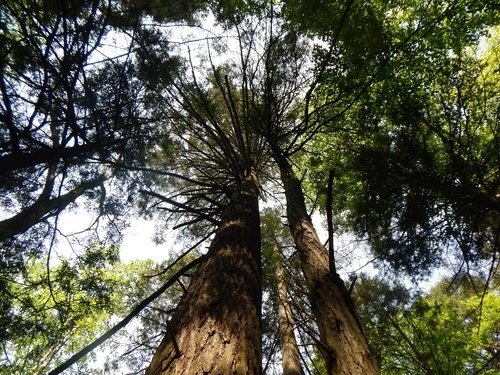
top-left (141, 33), bottom-right (269, 371)
top-left (147, 174), bottom-right (262, 374)
top-left (254, 6), bottom-right (379, 372)
top-left (273, 152), bottom-right (378, 375)
top-left (261, 210), bottom-right (303, 375)
top-left (300, 0), bottom-right (499, 279)
top-left (0, 0), bottom-right (187, 271)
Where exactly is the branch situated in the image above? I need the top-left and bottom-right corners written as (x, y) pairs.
top-left (326, 169), bottom-right (336, 275)
top-left (0, 141), bottom-right (117, 174)
top-left (139, 189), bottom-right (219, 225)
top-left (98, 160), bottom-right (214, 188)
top-left (46, 255), bottom-right (206, 375)
top-left (0, 174), bottom-right (109, 242)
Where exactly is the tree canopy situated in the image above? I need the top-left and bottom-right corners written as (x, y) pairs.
top-left (1, 0), bottom-right (498, 373)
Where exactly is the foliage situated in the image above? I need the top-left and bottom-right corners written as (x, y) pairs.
top-left (119, 0), bottom-right (208, 23)
top-left (301, 1), bottom-right (499, 276)
top-left (0, 245), bottom-right (120, 374)
top-left (0, 240), bottom-right (201, 374)
top-left (0, 0), bottom-right (199, 279)
top-left (353, 275), bottom-right (500, 374)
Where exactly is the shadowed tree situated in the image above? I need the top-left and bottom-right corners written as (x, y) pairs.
top-left (252, 8), bottom-right (379, 372)
top-left (261, 210), bottom-right (303, 375)
top-left (141, 29), bottom-right (271, 371)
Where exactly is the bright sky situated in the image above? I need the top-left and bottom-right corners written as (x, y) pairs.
top-left (52, 206), bottom-right (173, 262)
top-left (119, 218), bottom-right (173, 262)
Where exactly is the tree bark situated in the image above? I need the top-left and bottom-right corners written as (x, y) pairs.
top-left (273, 242), bottom-right (302, 375)
top-left (276, 156), bottom-right (378, 375)
top-left (146, 172), bottom-right (262, 375)
top-left (34, 326), bottom-right (77, 375)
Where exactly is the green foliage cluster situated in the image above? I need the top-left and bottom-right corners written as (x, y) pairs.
top-left (300, 1), bottom-right (499, 276)
top-left (0, 245), bottom-right (120, 374)
top-left (0, 241), bottom-right (197, 374)
top-left (120, 0), bottom-right (208, 23)
top-left (353, 275), bottom-right (500, 374)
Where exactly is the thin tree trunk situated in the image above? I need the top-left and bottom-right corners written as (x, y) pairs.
top-left (276, 155), bottom-right (378, 375)
top-left (34, 326), bottom-right (78, 375)
top-left (273, 242), bottom-right (302, 375)
top-left (146, 172), bottom-right (262, 374)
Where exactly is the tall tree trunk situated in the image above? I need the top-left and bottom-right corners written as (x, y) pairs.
top-left (273, 242), bottom-right (302, 375)
top-left (275, 155), bottom-right (378, 375)
top-left (146, 173), bottom-right (262, 375)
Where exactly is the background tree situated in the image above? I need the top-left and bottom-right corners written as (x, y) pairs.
top-left (0, 0), bottom-right (189, 281)
top-left (0, 243), bottom-right (206, 375)
top-left (0, 0), bottom-right (214, 373)
top-left (261, 209), bottom-right (303, 375)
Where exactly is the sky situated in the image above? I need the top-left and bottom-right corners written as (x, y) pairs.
top-left (119, 218), bottom-right (171, 261)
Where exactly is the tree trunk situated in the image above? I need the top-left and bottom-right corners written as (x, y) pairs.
top-left (273, 242), bottom-right (302, 375)
top-left (146, 173), bottom-right (262, 375)
top-left (276, 156), bottom-right (378, 375)
top-left (34, 326), bottom-right (77, 375)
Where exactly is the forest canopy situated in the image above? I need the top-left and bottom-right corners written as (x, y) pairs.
top-left (0, 0), bottom-right (498, 374)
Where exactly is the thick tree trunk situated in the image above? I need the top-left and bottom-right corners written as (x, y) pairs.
top-left (276, 156), bottom-right (378, 375)
top-left (146, 173), bottom-right (262, 375)
top-left (273, 243), bottom-right (302, 375)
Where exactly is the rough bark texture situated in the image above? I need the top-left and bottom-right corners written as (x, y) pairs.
top-left (146, 173), bottom-right (262, 375)
top-left (273, 243), bottom-right (302, 375)
top-left (277, 157), bottom-right (379, 375)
